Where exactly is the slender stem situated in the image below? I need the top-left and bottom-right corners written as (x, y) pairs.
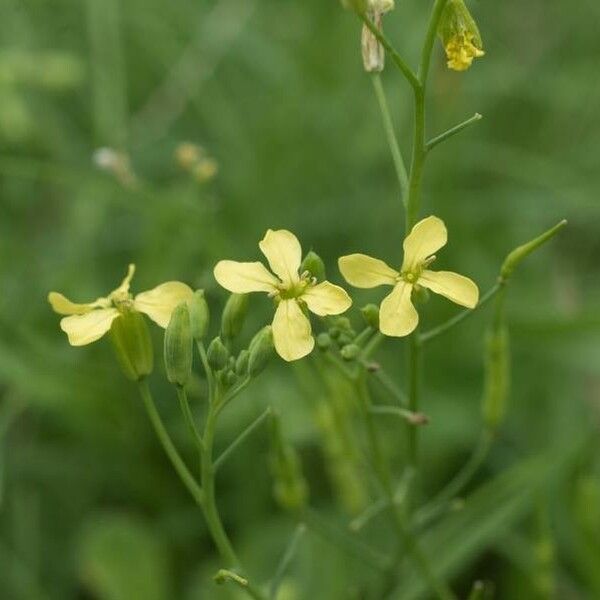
top-left (197, 340), bottom-right (214, 396)
top-left (138, 381), bottom-right (204, 505)
top-left (269, 524), bottom-right (306, 600)
top-left (406, 85), bottom-right (426, 231)
top-left (363, 361), bottom-right (409, 407)
top-left (419, 282), bottom-right (502, 344)
top-left (418, 0), bottom-right (450, 84)
top-left (413, 429), bottom-right (494, 530)
top-left (371, 74), bottom-right (409, 205)
top-left (360, 13), bottom-right (420, 91)
top-left (369, 404), bottom-right (428, 426)
top-left (357, 376), bottom-right (455, 600)
top-left (214, 408), bottom-right (272, 472)
top-left (426, 113), bottom-right (482, 152)
top-left (176, 386), bottom-right (203, 449)
top-left (362, 331), bottom-right (385, 359)
top-left (201, 396), bottom-right (240, 569)
top-left (215, 570), bottom-right (265, 600)
top-left (407, 333), bottom-right (421, 469)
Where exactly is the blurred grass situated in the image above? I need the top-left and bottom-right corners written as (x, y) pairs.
top-left (0, 0), bottom-right (599, 598)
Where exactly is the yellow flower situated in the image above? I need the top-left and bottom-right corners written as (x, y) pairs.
top-left (438, 0), bottom-right (484, 72)
top-left (338, 216), bottom-right (479, 337)
top-left (48, 264), bottom-right (193, 346)
top-left (214, 230), bottom-right (352, 362)
top-left (445, 33), bottom-right (484, 71)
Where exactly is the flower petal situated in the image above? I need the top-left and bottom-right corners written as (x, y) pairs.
top-left (338, 254), bottom-right (398, 288)
top-left (418, 270), bottom-right (479, 308)
top-left (214, 260), bottom-right (279, 294)
top-left (48, 292), bottom-right (108, 316)
top-left (272, 299), bottom-right (314, 362)
top-left (134, 282), bottom-right (194, 328)
top-left (111, 264), bottom-right (136, 296)
top-left (402, 216), bottom-right (447, 271)
top-left (60, 308), bottom-right (120, 346)
top-left (259, 229), bottom-right (302, 285)
top-left (379, 282), bottom-right (419, 337)
top-left (303, 281), bottom-right (352, 316)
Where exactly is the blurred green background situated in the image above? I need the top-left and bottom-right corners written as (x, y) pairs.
top-left (1, 0), bottom-right (599, 598)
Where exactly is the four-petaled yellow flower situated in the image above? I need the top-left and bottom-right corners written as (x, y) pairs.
top-left (338, 216), bottom-right (479, 337)
top-left (48, 264), bottom-right (193, 346)
top-left (214, 229), bottom-right (352, 362)
top-left (445, 33), bottom-right (484, 71)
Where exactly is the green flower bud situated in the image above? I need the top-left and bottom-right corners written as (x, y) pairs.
top-left (225, 369), bottom-right (238, 387)
top-left (248, 326), bottom-right (274, 377)
top-left (337, 333), bottom-right (355, 347)
top-left (360, 304), bottom-right (380, 329)
top-left (109, 311), bottom-right (153, 381)
top-left (188, 290), bottom-right (210, 340)
top-left (235, 349), bottom-right (250, 376)
top-left (207, 336), bottom-right (229, 371)
top-left (300, 251), bottom-right (326, 282)
top-left (328, 326), bottom-right (341, 340)
top-left (482, 325), bottom-right (510, 430)
top-left (164, 303), bottom-right (193, 387)
top-left (340, 344), bottom-right (361, 361)
top-left (412, 285), bottom-right (431, 305)
top-left (221, 293), bottom-right (248, 341)
top-left (316, 332), bottom-right (332, 350)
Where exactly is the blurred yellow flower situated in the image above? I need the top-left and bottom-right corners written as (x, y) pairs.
top-left (49, 265), bottom-right (193, 346)
top-left (438, 0), bottom-right (484, 72)
top-left (445, 33), bottom-right (484, 71)
top-left (214, 230), bottom-right (352, 362)
top-left (338, 216), bottom-right (479, 337)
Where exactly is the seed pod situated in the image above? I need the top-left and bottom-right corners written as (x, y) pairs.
top-left (300, 251), bottom-right (326, 282)
top-left (268, 411), bottom-right (308, 512)
top-left (188, 290), bottom-right (210, 340)
top-left (109, 311), bottom-right (153, 381)
top-left (248, 326), bottom-right (274, 377)
top-left (164, 303), bottom-right (193, 387)
top-left (482, 324), bottom-right (510, 430)
top-left (360, 304), bottom-right (380, 329)
top-left (221, 294), bottom-right (248, 341)
top-left (207, 336), bottom-right (229, 371)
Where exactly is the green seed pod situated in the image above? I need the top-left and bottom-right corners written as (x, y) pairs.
top-left (360, 304), bottom-right (380, 329)
top-left (235, 349), bottom-right (250, 376)
top-left (316, 332), bottom-right (332, 350)
top-left (248, 326), bottom-right (274, 377)
top-left (164, 303), bottom-right (193, 387)
top-left (207, 336), bottom-right (229, 371)
top-left (340, 344), bottom-right (361, 361)
top-left (221, 294), bottom-right (249, 341)
top-left (268, 411), bottom-right (308, 512)
top-left (188, 290), bottom-right (210, 340)
top-left (482, 324), bottom-right (510, 430)
top-left (109, 311), bottom-right (153, 381)
top-left (300, 251), bottom-right (326, 282)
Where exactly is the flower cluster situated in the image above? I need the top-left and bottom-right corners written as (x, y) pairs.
top-left (49, 218), bottom-right (478, 363)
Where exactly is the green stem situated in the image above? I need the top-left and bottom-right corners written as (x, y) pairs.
top-left (138, 381), bottom-right (204, 505)
top-left (363, 362), bottom-right (409, 407)
top-left (419, 282), bottom-right (503, 344)
top-left (201, 396), bottom-right (240, 569)
top-left (418, 0), bottom-right (450, 84)
top-left (176, 386), bottom-right (203, 449)
top-left (406, 85), bottom-right (426, 231)
top-left (371, 74), bottom-right (409, 205)
top-left (359, 13), bottom-right (420, 91)
top-left (426, 113), bottom-right (482, 152)
top-left (357, 376), bottom-right (454, 600)
top-left (407, 333), bottom-right (421, 469)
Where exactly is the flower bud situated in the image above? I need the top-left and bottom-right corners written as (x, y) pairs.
top-left (316, 332), bottom-right (332, 350)
top-left (221, 293), bottom-right (248, 341)
top-left (164, 303), bottom-right (193, 387)
top-left (207, 336), bottom-right (229, 371)
top-left (248, 326), bottom-right (274, 377)
top-left (109, 311), bottom-right (153, 381)
top-left (188, 290), bottom-right (210, 340)
top-left (340, 344), bottom-right (361, 361)
top-left (437, 0), bottom-right (484, 72)
top-left (482, 324), bottom-right (510, 430)
top-left (360, 304), bottom-right (380, 329)
top-left (235, 349), bottom-right (250, 376)
top-left (300, 251), bottom-right (326, 282)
